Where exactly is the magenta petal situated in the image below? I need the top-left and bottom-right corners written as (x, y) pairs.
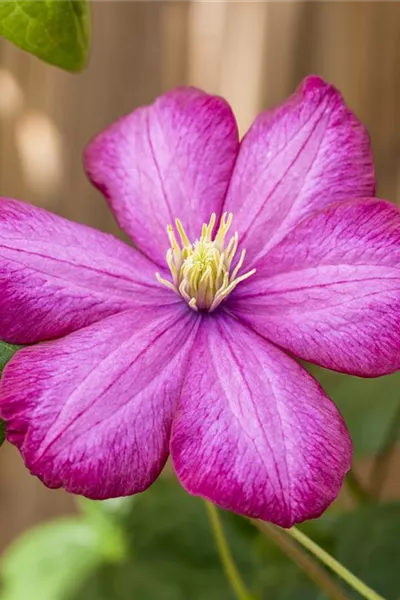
top-left (229, 199), bottom-right (400, 376)
top-left (0, 198), bottom-right (174, 344)
top-left (171, 313), bottom-right (352, 527)
top-left (224, 76), bottom-right (375, 266)
top-left (84, 88), bottom-right (239, 266)
top-left (0, 304), bottom-right (199, 498)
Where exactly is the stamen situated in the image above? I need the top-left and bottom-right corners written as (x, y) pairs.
top-left (225, 232), bottom-right (239, 270)
top-left (156, 213), bottom-right (255, 312)
top-left (155, 272), bottom-right (180, 296)
top-left (179, 279), bottom-right (191, 303)
top-left (175, 218), bottom-right (190, 247)
top-left (216, 252), bottom-right (225, 280)
top-left (205, 213), bottom-right (216, 241)
top-left (214, 212), bottom-right (233, 250)
top-left (231, 249), bottom-right (246, 282)
top-left (188, 298), bottom-right (198, 311)
top-left (167, 225), bottom-right (179, 251)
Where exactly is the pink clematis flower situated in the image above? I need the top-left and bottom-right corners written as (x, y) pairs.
top-left (1, 75), bottom-right (400, 527)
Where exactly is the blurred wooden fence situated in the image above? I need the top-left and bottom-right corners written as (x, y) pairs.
top-left (0, 0), bottom-right (399, 550)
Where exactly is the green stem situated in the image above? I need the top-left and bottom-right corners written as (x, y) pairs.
top-left (345, 469), bottom-right (371, 505)
top-left (285, 527), bottom-right (385, 600)
top-left (255, 521), bottom-right (350, 600)
top-left (204, 501), bottom-right (253, 600)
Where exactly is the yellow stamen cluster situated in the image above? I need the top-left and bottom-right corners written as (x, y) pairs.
top-left (156, 213), bottom-right (256, 312)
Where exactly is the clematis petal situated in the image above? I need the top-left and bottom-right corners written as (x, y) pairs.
top-left (0, 304), bottom-right (199, 498)
top-left (228, 198), bottom-right (400, 376)
top-left (171, 313), bottom-right (352, 527)
top-left (84, 88), bottom-right (239, 266)
top-left (0, 198), bottom-right (174, 344)
top-left (224, 75), bottom-right (375, 266)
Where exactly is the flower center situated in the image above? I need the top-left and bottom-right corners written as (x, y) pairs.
top-left (156, 213), bottom-right (256, 312)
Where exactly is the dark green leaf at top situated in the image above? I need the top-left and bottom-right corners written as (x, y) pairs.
top-left (0, 0), bottom-right (90, 71)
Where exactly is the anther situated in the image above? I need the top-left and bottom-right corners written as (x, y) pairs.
top-left (156, 213), bottom-right (255, 312)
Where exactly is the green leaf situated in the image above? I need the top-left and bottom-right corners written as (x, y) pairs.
top-left (0, 419), bottom-right (5, 446)
top-left (118, 477), bottom-right (257, 573)
top-left (79, 478), bottom-right (248, 598)
top-left (76, 497), bottom-right (129, 563)
top-left (0, 0), bottom-right (90, 71)
top-left (0, 518), bottom-right (105, 600)
top-left (70, 477), bottom-right (252, 600)
top-left (0, 340), bottom-right (19, 374)
top-left (308, 365), bottom-right (400, 457)
top-left (2, 477), bottom-right (349, 600)
top-left (0, 340), bottom-right (20, 448)
top-left (82, 562), bottom-right (237, 600)
top-left (335, 503), bottom-right (400, 599)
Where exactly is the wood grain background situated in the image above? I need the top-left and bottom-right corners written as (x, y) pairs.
top-left (0, 1), bottom-right (399, 550)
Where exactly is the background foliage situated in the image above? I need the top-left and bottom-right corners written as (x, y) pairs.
top-left (1, 475), bottom-right (400, 600)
